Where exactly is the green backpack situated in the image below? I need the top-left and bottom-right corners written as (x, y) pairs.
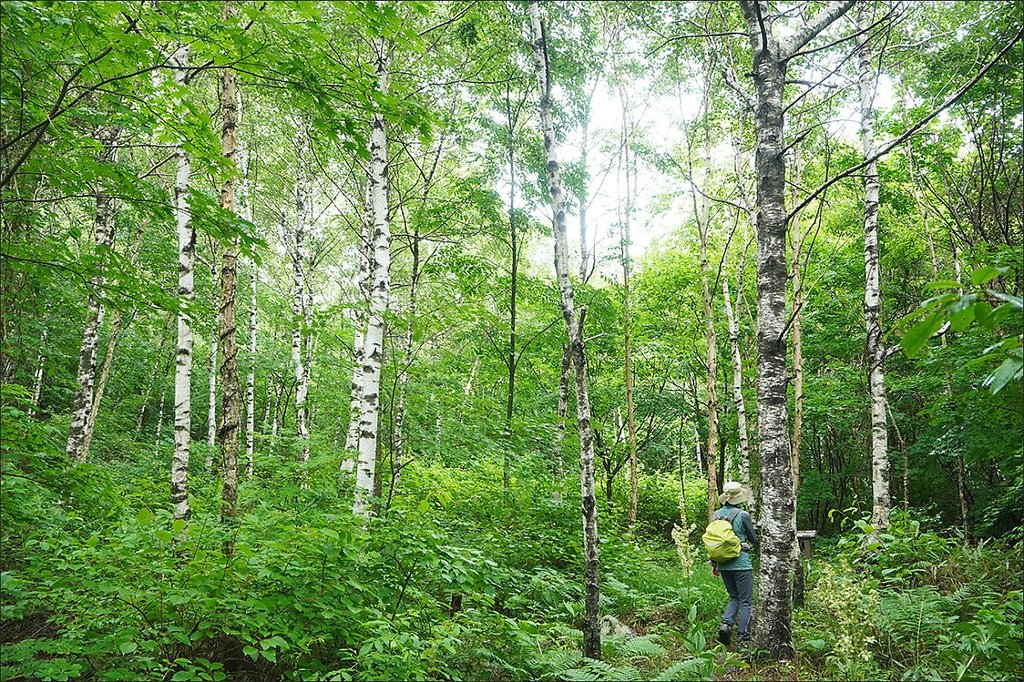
top-left (702, 509), bottom-right (742, 563)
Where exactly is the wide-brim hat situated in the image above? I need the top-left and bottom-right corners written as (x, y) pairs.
top-left (718, 481), bottom-right (750, 506)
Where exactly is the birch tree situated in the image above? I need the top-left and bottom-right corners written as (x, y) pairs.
top-left (170, 42), bottom-right (194, 523)
top-left (855, 5), bottom-right (891, 532)
top-left (529, 0), bottom-right (601, 660)
top-left (342, 186), bottom-right (373, 473)
top-left (65, 126), bottom-right (119, 462)
top-left (217, 7), bottom-right (241, 552)
top-left (736, 0), bottom-right (856, 657)
top-left (353, 35), bottom-right (392, 517)
top-left (292, 127), bottom-right (310, 464)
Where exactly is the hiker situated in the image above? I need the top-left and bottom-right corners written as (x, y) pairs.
top-left (707, 481), bottom-right (758, 648)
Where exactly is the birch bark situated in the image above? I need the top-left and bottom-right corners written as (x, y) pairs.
top-left (856, 6), bottom-right (891, 532)
top-left (217, 14), bottom-right (241, 551)
top-left (29, 326), bottom-right (47, 418)
top-left (694, 94), bottom-right (719, 521)
top-left (246, 261), bottom-right (257, 477)
top-left (529, 0), bottom-right (600, 660)
top-left (342, 185), bottom-right (373, 472)
top-left (169, 43), bottom-right (194, 521)
top-left (737, 0), bottom-right (855, 658)
top-left (207, 263), bottom-right (218, 453)
top-left (353, 37), bottom-right (391, 517)
top-left (393, 230), bottom-right (418, 495)
top-left (66, 126), bottom-right (119, 462)
top-left (292, 128), bottom-right (310, 464)
top-left (555, 343), bottom-right (570, 505)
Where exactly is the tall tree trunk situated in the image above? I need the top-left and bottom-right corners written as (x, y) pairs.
top-left (856, 6), bottom-right (890, 533)
top-left (136, 322), bottom-right (171, 440)
top-left (619, 84), bottom-right (639, 529)
top-left (29, 325), bottom-right (47, 418)
top-left (738, 0), bottom-right (855, 657)
top-left (723, 280), bottom-right (752, 510)
top-left (292, 128), bottom-right (310, 464)
top-left (245, 261), bottom-right (257, 477)
top-left (353, 37), bottom-right (391, 517)
top-left (503, 89), bottom-right (519, 492)
top-left (170, 43), bottom-right (194, 522)
top-left (218, 12), bottom-right (241, 553)
top-left (155, 369), bottom-right (168, 447)
top-left (694, 100), bottom-right (719, 521)
top-left (393, 230), bottom-right (419, 495)
top-left (207, 263), bottom-right (218, 455)
top-left (81, 220), bottom-right (147, 461)
top-left (66, 126), bottom-right (119, 462)
top-left (555, 343), bottom-right (570, 505)
top-left (529, 0), bottom-right (601, 660)
top-left (342, 186), bottom-right (373, 473)
top-left (80, 310), bottom-right (127, 460)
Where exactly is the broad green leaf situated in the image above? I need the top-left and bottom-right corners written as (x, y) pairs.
top-left (137, 508), bottom-right (155, 526)
top-left (902, 311), bottom-right (944, 357)
top-left (984, 354), bottom-right (1023, 394)
top-left (970, 265), bottom-right (1007, 286)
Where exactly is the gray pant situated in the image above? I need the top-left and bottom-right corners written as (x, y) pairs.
top-left (721, 569), bottom-right (754, 641)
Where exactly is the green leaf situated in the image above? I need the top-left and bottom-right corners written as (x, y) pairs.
top-left (118, 641), bottom-right (138, 654)
top-left (137, 508), bottom-right (155, 526)
top-left (970, 265), bottom-right (1006, 286)
top-left (983, 355), bottom-right (1023, 394)
top-left (172, 519), bottom-right (186, 534)
top-left (902, 312), bottom-right (943, 357)
top-left (923, 279), bottom-right (964, 292)
top-left (949, 298), bottom-right (976, 332)
top-left (155, 530), bottom-right (173, 543)
top-left (243, 646), bottom-right (258, 660)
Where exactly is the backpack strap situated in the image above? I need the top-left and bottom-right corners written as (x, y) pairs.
top-left (725, 508), bottom-right (749, 551)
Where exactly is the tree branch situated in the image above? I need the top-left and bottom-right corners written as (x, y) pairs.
top-left (780, 0), bottom-right (857, 59)
top-left (787, 25), bottom-right (1023, 223)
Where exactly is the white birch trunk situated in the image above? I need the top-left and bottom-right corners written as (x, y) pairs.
top-left (170, 44), bottom-right (194, 521)
top-left (66, 126), bottom-right (118, 462)
top-left (342, 185), bottom-right (374, 472)
top-left (353, 38), bottom-right (391, 516)
top-left (393, 239), bottom-right (418, 494)
top-left (695, 99), bottom-right (719, 521)
top-left (856, 7), bottom-right (890, 532)
top-left (292, 128), bottom-right (310, 463)
top-left (246, 261), bottom-right (257, 477)
top-left (554, 343), bottom-right (570, 505)
top-left (217, 11), bottom-right (241, 552)
top-left (529, 0), bottom-right (600, 659)
top-left (207, 263), bottom-right (218, 455)
top-left (738, 0), bottom-right (855, 657)
top-left (29, 326), bottom-right (47, 418)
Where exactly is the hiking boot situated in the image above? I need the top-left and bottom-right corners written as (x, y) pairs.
top-left (718, 623), bottom-right (731, 647)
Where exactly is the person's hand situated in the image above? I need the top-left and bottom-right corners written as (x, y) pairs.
top-left (712, 567), bottom-right (720, 578)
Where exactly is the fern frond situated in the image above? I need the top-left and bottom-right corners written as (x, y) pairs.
top-left (620, 634), bottom-right (667, 659)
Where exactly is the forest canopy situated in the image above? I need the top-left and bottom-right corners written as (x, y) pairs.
top-left (1, 1), bottom-right (1021, 680)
